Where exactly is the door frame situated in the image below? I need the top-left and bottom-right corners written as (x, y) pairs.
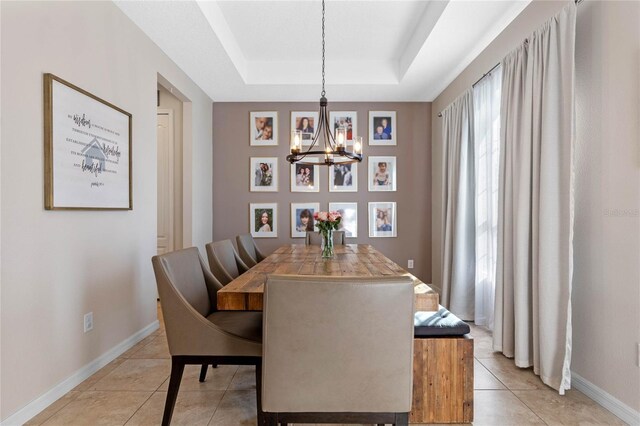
top-left (157, 109), bottom-right (175, 254)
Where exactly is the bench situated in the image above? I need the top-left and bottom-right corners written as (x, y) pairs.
top-left (410, 307), bottom-right (474, 424)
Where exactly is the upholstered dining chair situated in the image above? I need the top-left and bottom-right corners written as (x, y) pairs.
top-left (152, 248), bottom-right (263, 426)
top-left (305, 230), bottom-right (345, 246)
top-left (236, 234), bottom-right (267, 267)
top-left (261, 274), bottom-right (415, 425)
top-left (205, 239), bottom-right (250, 285)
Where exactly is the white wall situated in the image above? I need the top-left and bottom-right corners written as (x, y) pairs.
top-left (431, 0), bottom-right (640, 414)
top-left (573, 0), bottom-right (640, 412)
top-left (0, 1), bottom-right (213, 420)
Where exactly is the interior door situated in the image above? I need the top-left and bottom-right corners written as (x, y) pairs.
top-left (157, 110), bottom-right (174, 255)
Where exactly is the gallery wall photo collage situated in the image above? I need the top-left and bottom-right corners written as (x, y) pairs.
top-left (248, 110), bottom-right (399, 239)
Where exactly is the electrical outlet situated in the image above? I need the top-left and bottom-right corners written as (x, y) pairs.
top-left (408, 259), bottom-right (414, 269)
top-left (84, 312), bottom-right (93, 333)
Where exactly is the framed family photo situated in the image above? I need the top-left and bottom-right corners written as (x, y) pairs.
top-left (329, 202), bottom-right (358, 238)
top-left (250, 203), bottom-right (278, 238)
top-left (329, 111), bottom-right (357, 143)
top-left (250, 157), bottom-right (278, 192)
top-left (291, 111), bottom-right (319, 145)
top-left (329, 163), bottom-right (358, 192)
top-left (44, 73), bottom-right (132, 210)
top-left (368, 156), bottom-right (397, 192)
top-left (250, 111), bottom-right (278, 146)
top-left (368, 202), bottom-right (397, 238)
top-left (290, 202), bottom-right (320, 238)
top-left (291, 163), bottom-right (319, 192)
top-left (369, 111), bottom-right (396, 146)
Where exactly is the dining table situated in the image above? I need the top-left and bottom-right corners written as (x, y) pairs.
top-left (217, 243), bottom-right (439, 311)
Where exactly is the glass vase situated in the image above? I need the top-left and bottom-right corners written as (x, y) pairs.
top-left (321, 229), bottom-right (334, 258)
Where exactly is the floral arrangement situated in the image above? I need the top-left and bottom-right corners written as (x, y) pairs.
top-left (313, 211), bottom-right (342, 232)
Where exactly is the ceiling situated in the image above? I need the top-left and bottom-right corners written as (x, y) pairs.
top-left (115, 0), bottom-right (530, 102)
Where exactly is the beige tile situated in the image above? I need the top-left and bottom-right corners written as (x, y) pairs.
top-left (473, 390), bottom-right (545, 425)
top-left (158, 365), bottom-right (239, 391)
top-left (73, 357), bottom-right (127, 391)
top-left (92, 358), bottom-right (170, 391)
top-left (228, 365), bottom-right (256, 390)
top-left (514, 388), bottom-right (627, 425)
top-left (121, 334), bottom-right (158, 359)
top-left (41, 391), bottom-right (151, 425)
top-left (208, 390), bottom-right (257, 426)
top-left (473, 333), bottom-right (503, 359)
top-left (478, 357), bottom-right (546, 390)
top-left (24, 391), bottom-right (81, 425)
top-left (129, 336), bottom-right (170, 359)
top-left (474, 359), bottom-right (506, 390)
top-left (126, 390), bottom-right (224, 426)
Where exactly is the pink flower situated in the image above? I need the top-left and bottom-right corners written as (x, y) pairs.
top-left (328, 212), bottom-right (340, 222)
top-left (317, 211), bottom-right (328, 221)
top-left (313, 212), bottom-right (319, 220)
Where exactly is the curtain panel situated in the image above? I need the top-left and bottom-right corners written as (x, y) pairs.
top-left (494, 2), bottom-right (576, 393)
top-left (441, 89), bottom-right (475, 321)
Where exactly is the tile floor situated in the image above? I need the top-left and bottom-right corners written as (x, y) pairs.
top-left (25, 306), bottom-right (626, 425)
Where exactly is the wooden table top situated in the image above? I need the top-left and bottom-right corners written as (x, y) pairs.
top-left (217, 244), bottom-right (438, 311)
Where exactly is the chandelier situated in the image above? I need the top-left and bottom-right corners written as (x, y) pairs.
top-left (286, 0), bottom-right (363, 166)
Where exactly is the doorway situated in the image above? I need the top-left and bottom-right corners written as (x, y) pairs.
top-left (157, 109), bottom-right (174, 255)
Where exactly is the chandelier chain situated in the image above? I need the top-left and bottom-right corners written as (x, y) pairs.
top-left (321, 0), bottom-right (326, 97)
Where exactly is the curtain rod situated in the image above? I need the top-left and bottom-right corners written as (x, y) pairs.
top-left (438, 0), bottom-right (581, 118)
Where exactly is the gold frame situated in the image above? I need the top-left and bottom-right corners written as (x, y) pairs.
top-left (44, 73), bottom-right (133, 210)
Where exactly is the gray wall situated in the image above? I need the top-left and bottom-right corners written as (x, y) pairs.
top-left (213, 102), bottom-right (432, 282)
top-left (431, 0), bottom-right (639, 413)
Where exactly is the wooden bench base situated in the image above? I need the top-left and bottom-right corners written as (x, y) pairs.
top-left (410, 336), bottom-right (474, 424)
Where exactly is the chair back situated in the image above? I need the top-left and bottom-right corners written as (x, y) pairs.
top-left (262, 274), bottom-right (414, 413)
top-left (236, 234), bottom-right (259, 266)
top-left (305, 230), bottom-right (345, 246)
top-left (206, 240), bottom-right (243, 285)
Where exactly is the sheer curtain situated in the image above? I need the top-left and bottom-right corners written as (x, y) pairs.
top-left (494, 2), bottom-right (576, 393)
top-left (441, 89), bottom-right (475, 321)
top-left (472, 66), bottom-right (502, 331)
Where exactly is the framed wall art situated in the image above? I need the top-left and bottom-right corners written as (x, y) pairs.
top-left (250, 203), bottom-right (278, 238)
top-left (329, 163), bottom-right (358, 192)
top-left (291, 163), bottom-right (320, 192)
top-left (44, 73), bottom-right (132, 210)
top-left (368, 156), bottom-right (397, 192)
top-left (368, 202), bottom-right (397, 238)
top-left (329, 202), bottom-right (358, 238)
top-left (250, 111), bottom-right (278, 146)
top-left (291, 111), bottom-right (319, 145)
top-left (290, 202), bottom-right (320, 238)
top-left (329, 111), bottom-right (357, 143)
top-left (369, 111), bottom-right (396, 146)
top-left (250, 157), bottom-right (278, 192)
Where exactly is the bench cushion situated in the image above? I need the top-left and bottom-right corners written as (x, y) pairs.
top-left (414, 307), bottom-right (470, 337)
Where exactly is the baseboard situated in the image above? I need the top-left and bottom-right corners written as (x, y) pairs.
top-left (1, 320), bottom-right (160, 426)
top-left (571, 371), bottom-right (640, 425)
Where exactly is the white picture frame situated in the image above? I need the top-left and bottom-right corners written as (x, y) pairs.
top-left (250, 157), bottom-right (278, 192)
top-left (368, 156), bottom-right (397, 192)
top-left (290, 202), bottom-right (320, 238)
top-left (369, 111), bottom-right (397, 146)
top-left (368, 202), bottom-right (397, 238)
top-left (329, 163), bottom-right (358, 192)
top-left (250, 111), bottom-right (278, 146)
top-left (329, 202), bottom-right (358, 238)
top-left (250, 203), bottom-right (278, 238)
top-left (291, 111), bottom-right (319, 145)
top-left (329, 111), bottom-right (357, 144)
top-left (291, 163), bottom-right (320, 192)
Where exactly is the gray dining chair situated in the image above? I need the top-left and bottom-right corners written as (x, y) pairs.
top-left (261, 274), bottom-right (414, 425)
top-left (305, 230), bottom-right (345, 246)
top-left (152, 248), bottom-right (263, 426)
top-left (236, 234), bottom-right (267, 267)
top-left (205, 239), bottom-right (250, 285)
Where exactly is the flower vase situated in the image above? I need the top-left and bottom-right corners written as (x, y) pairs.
top-left (321, 229), bottom-right (334, 258)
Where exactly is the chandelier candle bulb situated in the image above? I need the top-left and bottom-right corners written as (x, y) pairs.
top-left (291, 130), bottom-right (302, 153)
top-left (336, 127), bottom-right (346, 149)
